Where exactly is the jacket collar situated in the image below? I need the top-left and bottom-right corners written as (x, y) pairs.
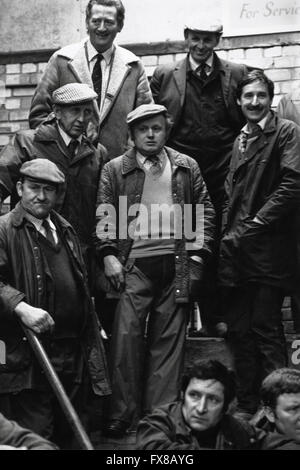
top-left (34, 120), bottom-right (95, 163)
top-left (234, 110), bottom-right (277, 172)
top-left (175, 53), bottom-right (230, 107)
top-left (174, 58), bottom-right (188, 107)
top-left (57, 40), bottom-right (140, 123)
top-left (121, 146), bottom-right (191, 175)
top-left (11, 202), bottom-right (72, 233)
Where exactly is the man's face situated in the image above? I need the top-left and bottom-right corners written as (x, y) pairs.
top-left (86, 4), bottom-right (121, 53)
top-left (55, 103), bottom-right (94, 138)
top-left (237, 80), bottom-right (272, 124)
top-left (272, 393), bottom-right (300, 443)
top-left (132, 115), bottom-right (167, 156)
top-left (17, 179), bottom-right (58, 219)
top-left (185, 30), bottom-right (219, 64)
top-left (182, 378), bottom-right (225, 432)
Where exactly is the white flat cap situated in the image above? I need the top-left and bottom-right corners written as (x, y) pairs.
top-left (184, 20), bottom-right (223, 35)
top-left (52, 83), bottom-right (97, 105)
top-left (127, 104), bottom-right (168, 126)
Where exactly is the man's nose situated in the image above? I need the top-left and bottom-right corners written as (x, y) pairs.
top-left (77, 110), bottom-right (85, 122)
top-left (196, 39), bottom-right (205, 48)
top-left (37, 189), bottom-right (46, 200)
top-left (196, 396), bottom-right (207, 414)
top-left (97, 20), bottom-right (106, 31)
top-left (147, 128), bottom-right (154, 137)
top-left (251, 95), bottom-right (259, 106)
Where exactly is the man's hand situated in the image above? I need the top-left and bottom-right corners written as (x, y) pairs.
top-left (103, 255), bottom-right (125, 291)
top-left (14, 301), bottom-right (55, 334)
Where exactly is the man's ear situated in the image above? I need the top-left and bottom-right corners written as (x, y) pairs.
top-left (53, 104), bottom-right (61, 121)
top-left (16, 181), bottom-right (23, 198)
top-left (264, 406), bottom-right (276, 424)
top-left (237, 98), bottom-right (241, 106)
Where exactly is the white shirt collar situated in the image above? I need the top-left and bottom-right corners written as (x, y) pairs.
top-left (57, 124), bottom-right (82, 147)
top-left (189, 53), bottom-right (213, 73)
top-left (87, 39), bottom-right (114, 65)
top-left (241, 112), bottom-right (271, 134)
top-left (136, 148), bottom-right (167, 166)
top-left (25, 212), bottom-right (55, 231)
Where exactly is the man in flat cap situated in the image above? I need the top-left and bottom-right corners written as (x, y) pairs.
top-left (151, 19), bottom-right (249, 336)
top-left (29, 0), bottom-right (152, 159)
top-left (94, 103), bottom-right (215, 437)
top-left (0, 82), bottom-right (105, 286)
top-left (0, 159), bottom-right (110, 448)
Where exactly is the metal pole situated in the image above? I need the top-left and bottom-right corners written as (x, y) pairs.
top-left (23, 327), bottom-right (94, 450)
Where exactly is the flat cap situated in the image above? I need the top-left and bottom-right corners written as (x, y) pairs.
top-left (184, 19), bottom-right (223, 35)
top-left (20, 159), bottom-right (65, 185)
top-left (127, 104), bottom-right (168, 125)
top-left (52, 83), bottom-right (97, 105)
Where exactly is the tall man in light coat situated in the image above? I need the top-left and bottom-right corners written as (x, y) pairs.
top-left (29, 0), bottom-right (153, 160)
top-left (219, 70), bottom-right (300, 419)
top-left (150, 19), bottom-right (248, 335)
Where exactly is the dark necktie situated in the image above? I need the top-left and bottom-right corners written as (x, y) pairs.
top-left (196, 62), bottom-right (207, 82)
top-left (68, 139), bottom-right (79, 158)
top-left (146, 155), bottom-right (161, 175)
top-left (42, 219), bottom-right (56, 246)
top-left (92, 54), bottom-right (103, 106)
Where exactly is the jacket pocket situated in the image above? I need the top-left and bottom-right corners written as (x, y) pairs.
top-left (239, 221), bottom-right (272, 278)
top-left (0, 335), bottom-right (32, 372)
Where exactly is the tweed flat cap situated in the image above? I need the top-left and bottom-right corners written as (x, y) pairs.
top-left (52, 83), bottom-right (97, 105)
top-left (184, 20), bottom-right (223, 35)
top-left (127, 104), bottom-right (168, 125)
top-left (20, 159), bottom-right (65, 185)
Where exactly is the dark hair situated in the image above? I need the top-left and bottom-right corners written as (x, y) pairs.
top-left (86, 0), bottom-right (125, 29)
top-left (237, 69), bottom-right (274, 100)
top-left (181, 359), bottom-right (236, 411)
top-left (261, 368), bottom-right (300, 410)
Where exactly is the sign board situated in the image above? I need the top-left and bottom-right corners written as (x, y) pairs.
top-left (223, 0), bottom-right (300, 36)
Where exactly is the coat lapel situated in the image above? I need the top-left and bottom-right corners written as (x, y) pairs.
top-left (219, 57), bottom-right (231, 108)
top-left (100, 49), bottom-right (130, 124)
top-left (68, 43), bottom-right (93, 89)
top-left (173, 59), bottom-right (187, 107)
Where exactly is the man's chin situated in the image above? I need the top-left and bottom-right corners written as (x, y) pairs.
top-left (189, 421), bottom-right (209, 432)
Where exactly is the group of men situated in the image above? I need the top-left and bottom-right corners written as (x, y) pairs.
top-left (0, 0), bottom-right (300, 450)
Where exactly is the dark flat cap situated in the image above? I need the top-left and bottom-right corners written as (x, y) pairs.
top-left (20, 159), bottom-right (65, 185)
top-left (52, 83), bottom-right (97, 105)
top-left (184, 20), bottom-right (223, 35)
top-left (127, 104), bottom-right (168, 125)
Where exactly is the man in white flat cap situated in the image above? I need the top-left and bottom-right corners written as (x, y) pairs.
top-left (0, 83), bottom-right (105, 283)
top-left (0, 159), bottom-right (110, 448)
top-left (151, 19), bottom-right (249, 337)
top-left (94, 103), bottom-right (215, 437)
